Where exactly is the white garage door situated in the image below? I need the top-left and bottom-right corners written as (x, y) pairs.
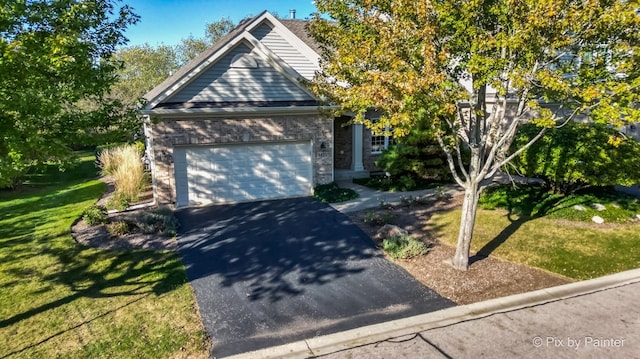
top-left (173, 141), bottom-right (312, 207)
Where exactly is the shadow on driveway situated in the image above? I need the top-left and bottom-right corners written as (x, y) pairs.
top-left (176, 197), bottom-right (454, 357)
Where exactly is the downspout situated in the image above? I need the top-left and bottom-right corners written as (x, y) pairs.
top-left (143, 115), bottom-right (158, 206)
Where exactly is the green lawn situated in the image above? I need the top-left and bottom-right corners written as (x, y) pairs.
top-left (0, 153), bottom-right (208, 358)
top-left (429, 208), bottom-right (640, 280)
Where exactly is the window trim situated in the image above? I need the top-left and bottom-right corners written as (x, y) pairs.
top-left (370, 118), bottom-right (392, 154)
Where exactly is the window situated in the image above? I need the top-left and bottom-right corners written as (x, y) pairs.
top-left (370, 119), bottom-right (393, 154)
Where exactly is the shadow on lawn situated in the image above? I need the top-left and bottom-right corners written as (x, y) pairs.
top-left (0, 181), bottom-right (107, 269)
top-left (2, 294), bottom-right (151, 358)
top-left (0, 247), bottom-right (183, 328)
top-left (0, 245), bottom-right (184, 358)
top-left (469, 192), bottom-right (592, 264)
top-left (0, 173), bottom-right (186, 357)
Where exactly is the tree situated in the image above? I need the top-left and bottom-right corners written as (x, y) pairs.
top-left (310, 0), bottom-right (640, 270)
top-left (111, 44), bottom-right (179, 106)
top-left (0, 0), bottom-right (139, 188)
top-left (101, 17), bottom-right (235, 145)
top-left (510, 122), bottom-right (640, 194)
top-left (175, 35), bottom-right (209, 66)
top-left (176, 17), bottom-right (234, 65)
top-left (205, 17), bottom-right (235, 44)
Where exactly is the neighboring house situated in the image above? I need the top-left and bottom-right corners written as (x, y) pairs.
top-left (142, 11), bottom-right (386, 207)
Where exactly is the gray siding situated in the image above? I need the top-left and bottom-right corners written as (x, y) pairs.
top-left (165, 43), bottom-right (314, 104)
top-left (251, 22), bottom-right (318, 80)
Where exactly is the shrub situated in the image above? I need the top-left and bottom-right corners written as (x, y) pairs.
top-left (435, 186), bottom-right (450, 201)
top-left (97, 145), bottom-right (124, 176)
top-left (354, 173), bottom-right (444, 192)
top-left (374, 116), bottom-right (456, 190)
top-left (112, 154), bottom-right (148, 202)
top-left (510, 122), bottom-right (640, 194)
top-left (400, 195), bottom-right (433, 207)
top-left (82, 205), bottom-right (108, 225)
top-left (354, 175), bottom-right (392, 190)
top-left (382, 235), bottom-right (429, 260)
top-left (107, 191), bottom-right (131, 211)
top-left (313, 182), bottom-right (358, 203)
top-left (107, 220), bottom-right (130, 237)
top-left (132, 141), bottom-right (145, 156)
top-left (132, 206), bottom-right (179, 237)
top-left (363, 210), bottom-right (395, 226)
top-left (0, 150), bottom-right (29, 189)
top-left (398, 175), bottom-right (416, 191)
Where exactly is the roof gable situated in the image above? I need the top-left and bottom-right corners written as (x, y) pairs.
top-left (250, 19), bottom-right (319, 80)
top-left (161, 41), bottom-right (315, 106)
top-left (143, 11), bottom-right (321, 111)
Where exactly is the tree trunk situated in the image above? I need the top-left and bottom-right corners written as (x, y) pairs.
top-left (451, 181), bottom-right (480, 271)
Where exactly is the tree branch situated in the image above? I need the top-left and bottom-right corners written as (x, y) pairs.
top-left (434, 126), bottom-right (467, 188)
top-left (444, 114), bottom-right (470, 182)
top-left (487, 126), bottom-right (547, 178)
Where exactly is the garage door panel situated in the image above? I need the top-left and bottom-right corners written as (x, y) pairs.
top-left (174, 141), bottom-right (312, 206)
top-left (276, 161), bottom-right (296, 171)
top-left (258, 169), bottom-right (281, 179)
top-left (186, 151), bottom-right (207, 165)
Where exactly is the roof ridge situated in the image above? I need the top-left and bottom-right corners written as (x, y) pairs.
top-left (143, 13), bottom-right (264, 105)
top-left (143, 10), bottom-right (320, 108)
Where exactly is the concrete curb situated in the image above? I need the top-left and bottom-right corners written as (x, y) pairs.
top-left (225, 268), bottom-right (640, 359)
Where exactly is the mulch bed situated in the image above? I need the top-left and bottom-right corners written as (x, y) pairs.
top-left (71, 178), bottom-right (176, 251)
top-left (347, 196), bottom-right (572, 304)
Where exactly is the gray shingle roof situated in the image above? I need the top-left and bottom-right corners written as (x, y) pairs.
top-left (279, 19), bottom-right (322, 55)
top-left (143, 11), bottom-right (267, 106)
top-left (143, 11), bottom-right (322, 109)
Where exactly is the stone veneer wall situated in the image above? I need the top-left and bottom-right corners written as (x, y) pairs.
top-left (148, 114), bottom-right (333, 205)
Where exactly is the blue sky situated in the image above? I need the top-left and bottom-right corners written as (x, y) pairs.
top-left (122, 0), bottom-right (318, 47)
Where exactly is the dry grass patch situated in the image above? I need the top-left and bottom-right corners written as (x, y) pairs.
top-left (98, 145), bottom-right (149, 209)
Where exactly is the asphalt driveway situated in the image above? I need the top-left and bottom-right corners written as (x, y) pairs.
top-left (175, 197), bottom-right (454, 357)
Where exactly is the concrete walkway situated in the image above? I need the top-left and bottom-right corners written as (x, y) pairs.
top-left (227, 269), bottom-right (640, 358)
top-left (330, 181), bottom-right (462, 213)
top-left (330, 173), bottom-right (542, 213)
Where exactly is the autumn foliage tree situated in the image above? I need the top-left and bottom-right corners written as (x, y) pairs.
top-left (310, 0), bottom-right (640, 270)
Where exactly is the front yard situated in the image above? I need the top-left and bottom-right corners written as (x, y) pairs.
top-left (348, 186), bottom-right (640, 304)
top-left (3, 150), bottom-right (639, 356)
top-left (0, 153), bottom-right (208, 358)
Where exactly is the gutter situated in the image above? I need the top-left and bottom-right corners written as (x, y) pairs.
top-left (142, 105), bottom-right (341, 118)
